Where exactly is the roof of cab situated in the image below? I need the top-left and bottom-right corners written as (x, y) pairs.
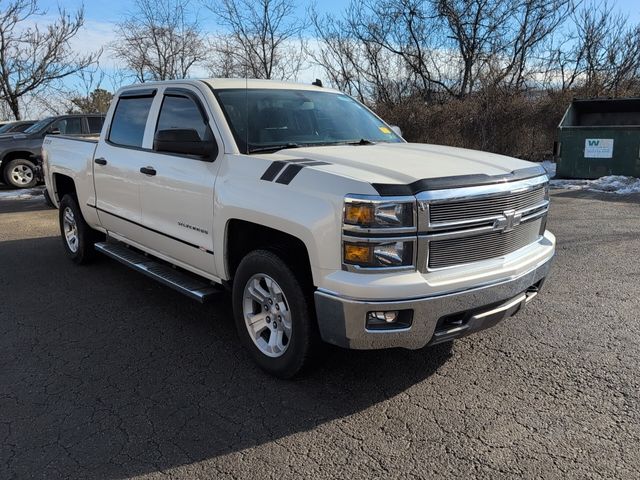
top-left (202, 78), bottom-right (340, 93)
top-left (116, 78), bottom-right (342, 94)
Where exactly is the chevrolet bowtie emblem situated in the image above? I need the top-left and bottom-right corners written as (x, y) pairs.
top-left (493, 209), bottom-right (522, 233)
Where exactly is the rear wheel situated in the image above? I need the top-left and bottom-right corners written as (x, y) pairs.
top-left (4, 158), bottom-right (37, 188)
top-left (58, 194), bottom-right (98, 264)
top-left (232, 250), bottom-right (316, 378)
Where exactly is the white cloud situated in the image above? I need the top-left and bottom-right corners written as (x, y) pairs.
top-left (68, 20), bottom-right (120, 68)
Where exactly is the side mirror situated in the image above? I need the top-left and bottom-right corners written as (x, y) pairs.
top-left (153, 128), bottom-right (218, 159)
top-left (48, 128), bottom-right (61, 135)
top-left (390, 125), bottom-right (402, 137)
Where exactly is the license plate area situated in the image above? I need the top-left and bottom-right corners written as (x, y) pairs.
top-left (428, 282), bottom-right (541, 346)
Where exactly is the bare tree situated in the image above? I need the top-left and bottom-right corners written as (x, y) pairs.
top-left (0, 0), bottom-right (100, 120)
top-left (111, 0), bottom-right (207, 82)
top-left (206, 0), bottom-right (306, 80)
top-left (546, 1), bottom-right (640, 95)
top-left (309, 6), bottom-right (417, 105)
top-left (344, 0), bottom-right (454, 99)
top-left (499, 0), bottom-right (574, 90)
top-left (25, 62), bottom-right (112, 116)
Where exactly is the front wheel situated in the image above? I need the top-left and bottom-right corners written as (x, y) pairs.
top-left (58, 194), bottom-right (97, 264)
top-left (232, 250), bottom-right (317, 378)
top-left (4, 158), bottom-right (37, 188)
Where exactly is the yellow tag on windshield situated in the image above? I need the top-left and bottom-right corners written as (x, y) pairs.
top-left (379, 126), bottom-right (391, 134)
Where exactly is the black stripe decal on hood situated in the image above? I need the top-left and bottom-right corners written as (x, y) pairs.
top-left (372, 165), bottom-right (547, 196)
top-left (275, 164), bottom-right (305, 184)
top-left (275, 161), bottom-right (331, 184)
top-left (261, 159), bottom-right (331, 184)
top-left (261, 161), bottom-right (287, 181)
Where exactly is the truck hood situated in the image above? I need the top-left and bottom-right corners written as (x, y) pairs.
top-left (273, 143), bottom-right (540, 187)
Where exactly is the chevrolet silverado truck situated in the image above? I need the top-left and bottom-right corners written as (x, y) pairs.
top-left (42, 79), bottom-right (555, 378)
top-left (0, 113), bottom-right (105, 188)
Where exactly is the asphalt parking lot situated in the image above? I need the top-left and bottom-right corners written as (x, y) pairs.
top-left (1, 187), bottom-right (639, 479)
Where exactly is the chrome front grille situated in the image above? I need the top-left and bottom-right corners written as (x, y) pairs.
top-left (429, 185), bottom-right (546, 225)
top-left (416, 175), bottom-right (550, 271)
top-left (428, 219), bottom-right (543, 269)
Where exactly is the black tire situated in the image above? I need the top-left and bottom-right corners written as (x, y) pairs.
top-left (232, 250), bottom-right (317, 378)
top-left (58, 194), bottom-right (98, 264)
top-left (3, 158), bottom-right (37, 188)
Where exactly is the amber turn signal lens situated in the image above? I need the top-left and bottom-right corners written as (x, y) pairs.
top-left (344, 243), bottom-right (372, 263)
top-left (344, 204), bottom-right (374, 226)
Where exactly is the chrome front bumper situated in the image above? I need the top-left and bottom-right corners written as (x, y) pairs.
top-left (314, 256), bottom-right (553, 350)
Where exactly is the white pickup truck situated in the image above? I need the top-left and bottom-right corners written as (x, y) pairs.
top-left (43, 79), bottom-right (555, 378)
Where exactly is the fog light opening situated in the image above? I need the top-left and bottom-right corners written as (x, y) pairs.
top-left (366, 310), bottom-right (413, 331)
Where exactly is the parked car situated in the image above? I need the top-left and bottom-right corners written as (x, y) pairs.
top-left (42, 79), bottom-right (555, 378)
top-left (0, 113), bottom-right (105, 188)
top-left (0, 120), bottom-right (37, 135)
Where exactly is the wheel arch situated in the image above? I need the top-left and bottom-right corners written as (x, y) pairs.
top-left (51, 173), bottom-right (77, 204)
top-left (224, 219), bottom-right (315, 290)
top-left (1, 149), bottom-right (37, 164)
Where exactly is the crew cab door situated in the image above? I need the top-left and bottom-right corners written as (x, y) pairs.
top-left (93, 89), bottom-right (156, 244)
top-left (137, 86), bottom-right (221, 276)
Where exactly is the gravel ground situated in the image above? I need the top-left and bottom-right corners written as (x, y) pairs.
top-left (1, 188), bottom-right (639, 479)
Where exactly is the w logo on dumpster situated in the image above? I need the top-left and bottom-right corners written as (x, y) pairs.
top-left (584, 138), bottom-right (614, 158)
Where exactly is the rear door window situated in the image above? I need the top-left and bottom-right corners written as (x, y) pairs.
top-left (52, 118), bottom-right (83, 135)
top-left (87, 116), bottom-right (105, 134)
top-left (108, 96), bottom-right (154, 147)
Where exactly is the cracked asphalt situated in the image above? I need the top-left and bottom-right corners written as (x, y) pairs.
top-left (1, 187), bottom-right (639, 479)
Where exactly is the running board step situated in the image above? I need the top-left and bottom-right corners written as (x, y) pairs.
top-left (95, 242), bottom-right (223, 303)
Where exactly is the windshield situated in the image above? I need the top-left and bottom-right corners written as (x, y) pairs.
top-left (215, 89), bottom-right (402, 153)
top-left (24, 117), bottom-right (53, 134)
top-left (0, 123), bottom-right (14, 133)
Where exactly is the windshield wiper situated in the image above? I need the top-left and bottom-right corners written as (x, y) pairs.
top-left (293, 139), bottom-right (377, 148)
top-left (248, 139), bottom-right (376, 153)
top-left (347, 138), bottom-right (375, 145)
top-left (317, 138), bottom-right (376, 146)
top-left (248, 143), bottom-right (300, 154)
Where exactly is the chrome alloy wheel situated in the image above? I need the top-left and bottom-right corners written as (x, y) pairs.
top-left (10, 164), bottom-right (33, 186)
top-left (62, 207), bottom-right (79, 253)
top-left (242, 273), bottom-right (292, 358)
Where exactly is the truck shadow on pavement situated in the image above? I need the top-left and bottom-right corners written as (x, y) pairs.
top-left (0, 194), bottom-right (51, 214)
top-left (0, 235), bottom-right (452, 479)
top-left (551, 188), bottom-right (640, 204)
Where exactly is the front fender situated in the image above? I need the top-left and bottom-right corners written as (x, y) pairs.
top-left (213, 155), bottom-right (376, 285)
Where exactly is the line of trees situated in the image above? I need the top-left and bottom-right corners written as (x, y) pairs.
top-left (1, 0), bottom-right (638, 158)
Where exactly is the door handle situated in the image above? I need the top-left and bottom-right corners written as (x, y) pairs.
top-left (94, 157), bottom-right (107, 165)
top-left (140, 166), bottom-right (157, 176)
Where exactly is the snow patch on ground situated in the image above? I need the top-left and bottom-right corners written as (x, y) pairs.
top-left (538, 160), bottom-right (640, 194)
top-left (550, 176), bottom-right (640, 195)
top-left (0, 187), bottom-right (44, 200)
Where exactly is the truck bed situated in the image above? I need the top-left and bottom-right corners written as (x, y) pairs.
top-left (43, 135), bottom-right (101, 208)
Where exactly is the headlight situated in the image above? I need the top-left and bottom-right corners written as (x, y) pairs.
top-left (344, 196), bottom-right (415, 230)
top-left (343, 238), bottom-right (415, 269)
top-left (342, 195), bottom-right (417, 271)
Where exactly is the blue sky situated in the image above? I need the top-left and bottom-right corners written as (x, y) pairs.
top-left (41, 0), bottom-right (640, 26)
top-left (43, 0), bottom-right (343, 24)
